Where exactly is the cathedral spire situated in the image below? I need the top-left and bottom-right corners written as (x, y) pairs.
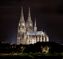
top-left (27, 7), bottom-right (32, 22)
top-left (20, 7), bottom-right (25, 23)
top-left (34, 17), bottom-right (37, 32)
top-left (26, 7), bottom-right (33, 32)
top-left (29, 8), bottom-right (31, 17)
top-left (18, 7), bottom-right (26, 33)
top-left (34, 17), bottom-right (37, 27)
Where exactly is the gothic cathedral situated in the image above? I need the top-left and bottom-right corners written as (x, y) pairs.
top-left (17, 7), bottom-right (49, 45)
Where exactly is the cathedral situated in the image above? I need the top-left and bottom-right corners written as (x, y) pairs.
top-left (17, 7), bottom-right (49, 45)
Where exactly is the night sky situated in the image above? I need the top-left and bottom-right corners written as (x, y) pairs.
top-left (0, 0), bottom-right (63, 44)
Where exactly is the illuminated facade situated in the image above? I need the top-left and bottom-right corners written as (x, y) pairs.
top-left (17, 7), bottom-right (49, 45)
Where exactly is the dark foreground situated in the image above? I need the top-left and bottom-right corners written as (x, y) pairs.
top-left (0, 42), bottom-right (63, 59)
top-left (0, 55), bottom-right (63, 59)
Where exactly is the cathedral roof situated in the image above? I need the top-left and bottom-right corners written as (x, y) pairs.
top-left (27, 31), bottom-right (45, 36)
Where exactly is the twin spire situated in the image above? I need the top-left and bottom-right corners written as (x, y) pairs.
top-left (20, 7), bottom-right (32, 23)
top-left (20, 7), bottom-right (37, 32)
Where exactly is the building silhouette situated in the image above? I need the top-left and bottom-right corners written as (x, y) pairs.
top-left (17, 7), bottom-right (49, 45)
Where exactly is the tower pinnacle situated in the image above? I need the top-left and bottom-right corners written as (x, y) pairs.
top-left (26, 7), bottom-right (33, 32)
top-left (20, 7), bottom-right (25, 23)
top-left (27, 7), bottom-right (32, 22)
top-left (29, 8), bottom-right (31, 17)
top-left (35, 17), bottom-right (36, 27)
top-left (34, 17), bottom-right (37, 32)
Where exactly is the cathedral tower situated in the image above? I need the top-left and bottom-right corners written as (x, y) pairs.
top-left (17, 7), bottom-right (26, 45)
top-left (19, 7), bottom-right (26, 33)
top-left (26, 8), bottom-right (33, 32)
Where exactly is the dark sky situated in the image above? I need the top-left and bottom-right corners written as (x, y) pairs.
top-left (0, 0), bottom-right (63, 44)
